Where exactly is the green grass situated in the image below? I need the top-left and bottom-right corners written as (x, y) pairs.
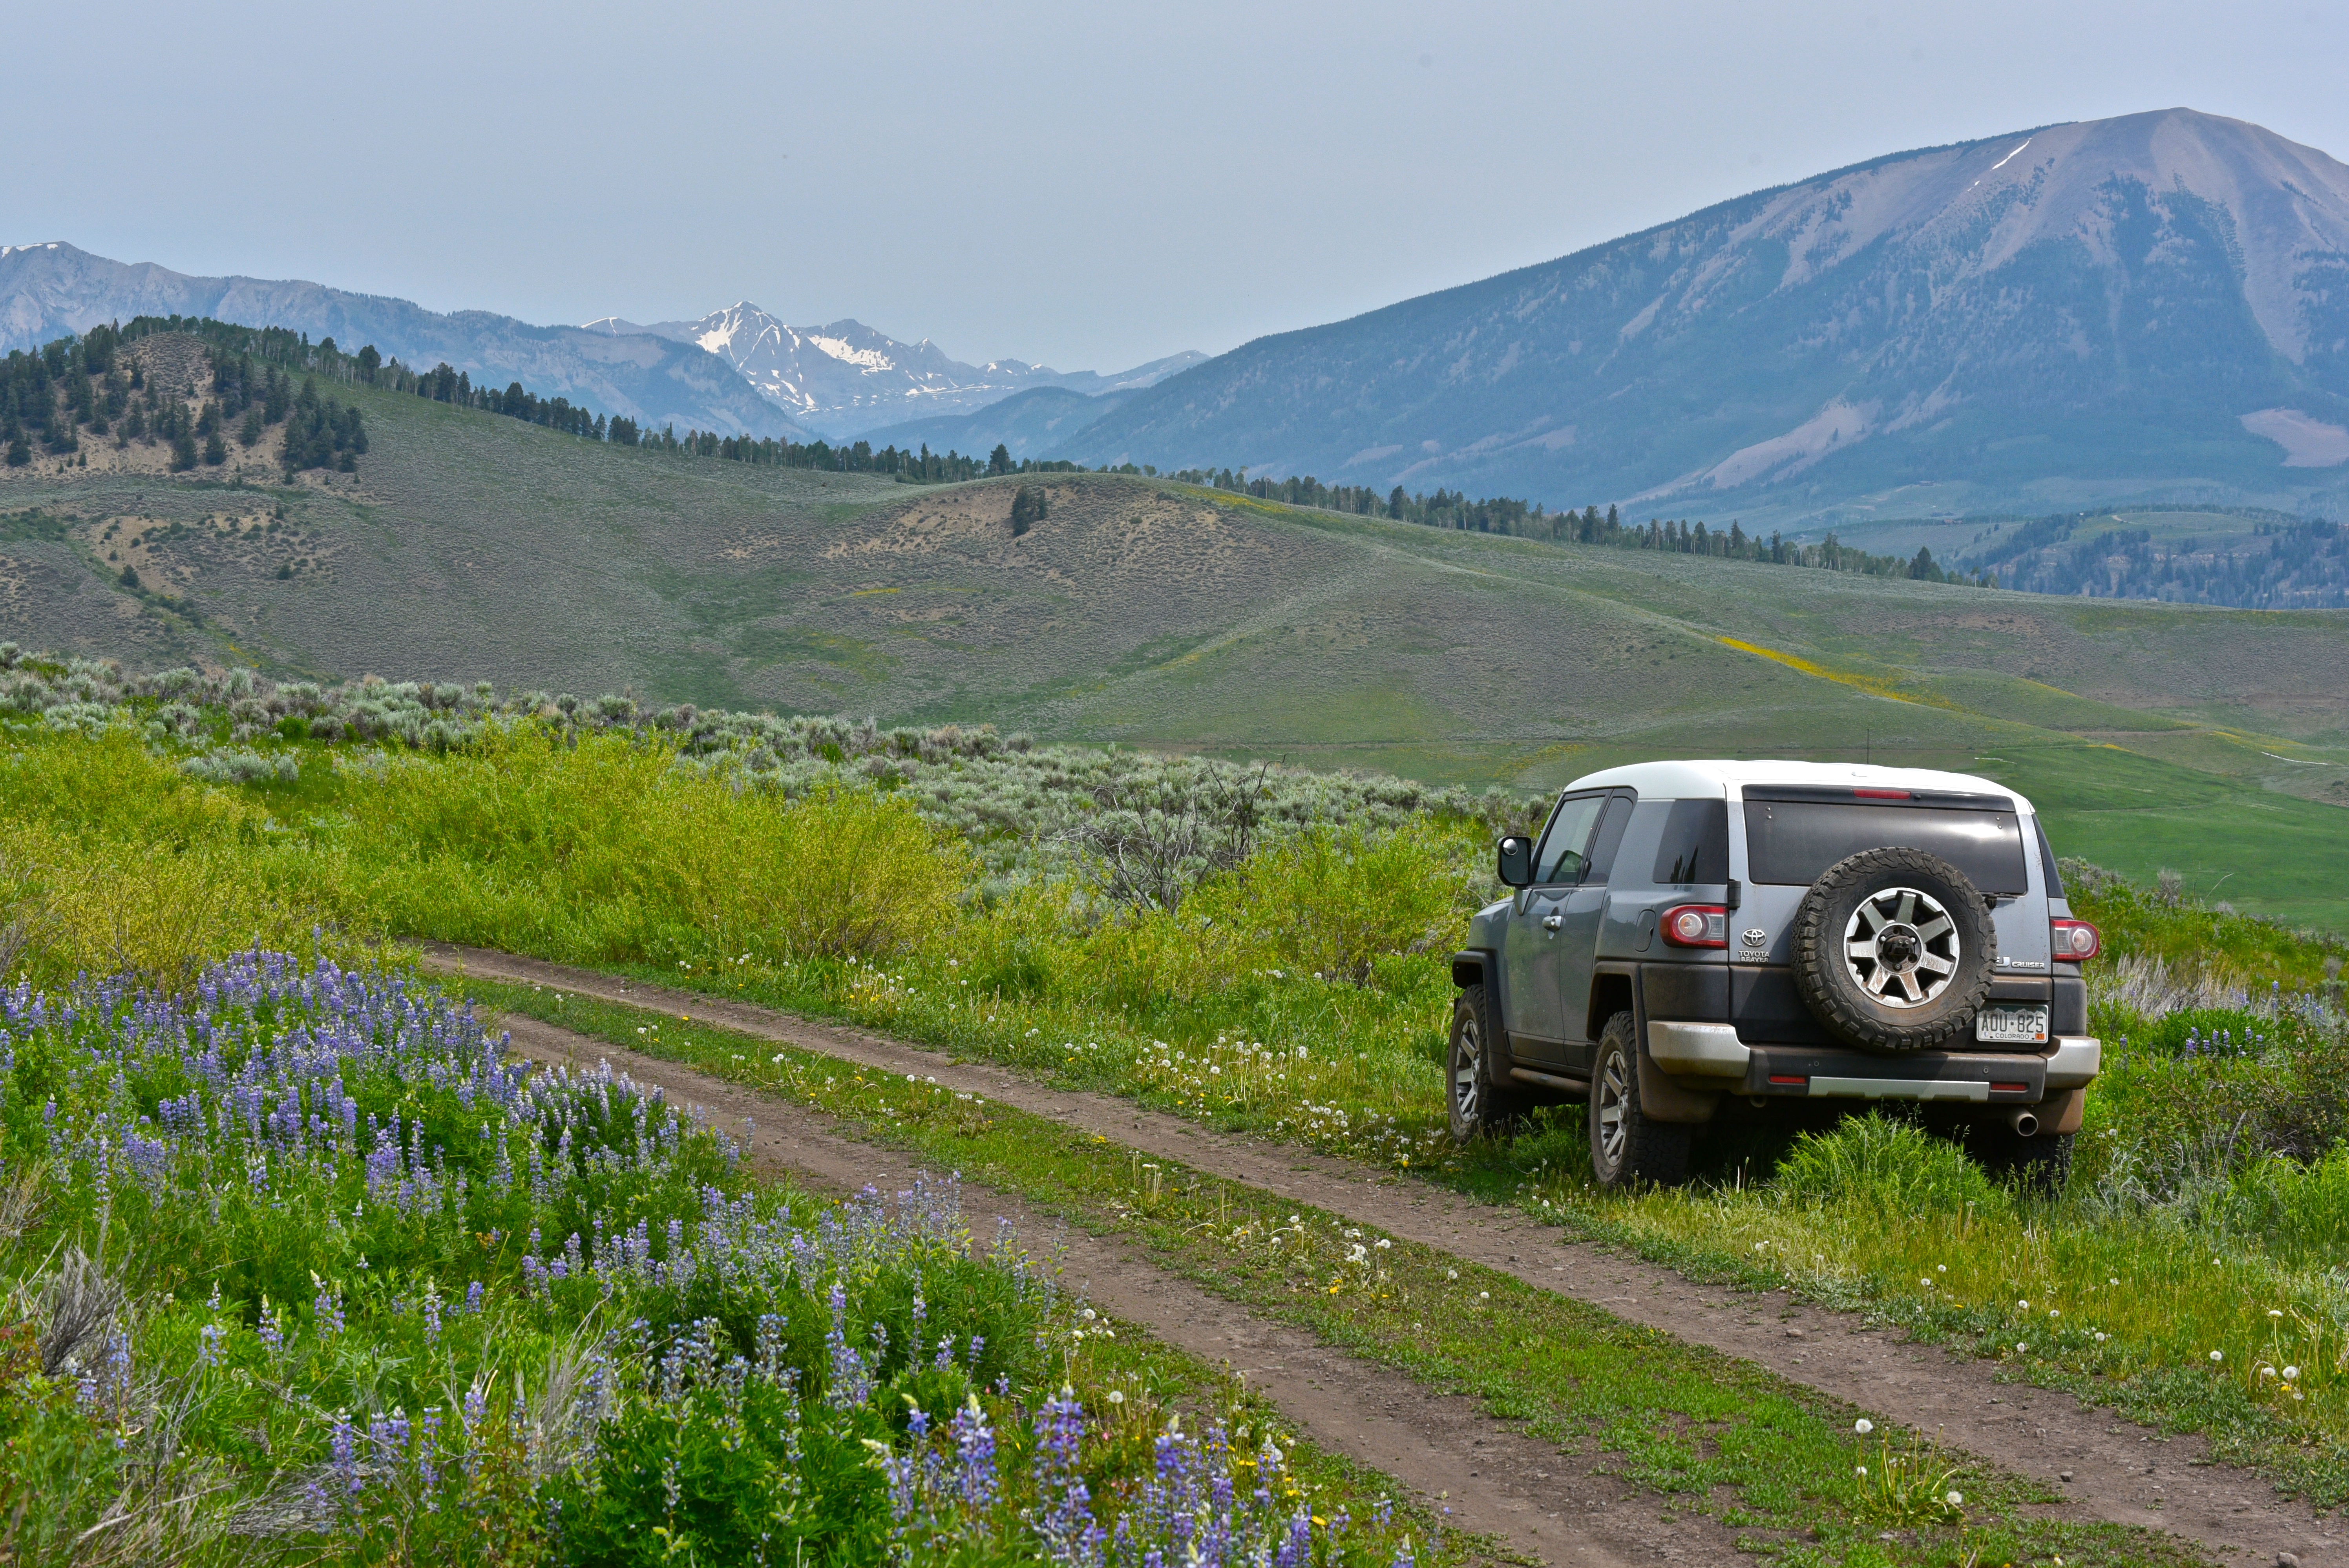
top-left (471, 979), bottom-right (2214, 1568)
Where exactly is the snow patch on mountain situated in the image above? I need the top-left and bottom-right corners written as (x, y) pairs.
top-left (2242, 408), bottom-right (2349, 467)
top-left (586, 301), bottom-right (1204, 438)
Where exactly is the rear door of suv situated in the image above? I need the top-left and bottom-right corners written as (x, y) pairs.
top-left (1728, 783), bottom-right (2033, 1045)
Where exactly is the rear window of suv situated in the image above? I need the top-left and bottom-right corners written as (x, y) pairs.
top-left (1742, 787), bottom-right (2028, 894)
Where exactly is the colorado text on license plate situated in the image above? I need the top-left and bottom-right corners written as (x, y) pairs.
top-left (1976, 1005), bottom-right (2049, 1045)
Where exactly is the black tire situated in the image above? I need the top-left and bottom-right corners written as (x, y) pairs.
top-left (1447, 984), bottom-right (1527, 1142)
top-left (1792, 847), bottom-right (1996, 1054)
top-left (1973, 1127), bottom-right (2074, 1197)
top-left (1587, 1011), bottom-right (1691, 1187)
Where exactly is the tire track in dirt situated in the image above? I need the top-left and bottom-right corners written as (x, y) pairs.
top-left (497, 1011), bottom-right (1754, 1568)
top-left (427, 944), bottom-right (2343, 1567)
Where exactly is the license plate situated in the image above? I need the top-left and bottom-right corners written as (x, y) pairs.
top-left (1976, 1004), bottom-right (2049, 1046)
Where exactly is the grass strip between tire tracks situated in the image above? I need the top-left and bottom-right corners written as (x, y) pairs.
top-left (468, 975), bottom-right (2216, 1568)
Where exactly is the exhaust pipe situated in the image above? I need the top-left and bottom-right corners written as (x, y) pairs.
top-left (2006, 1108), bottom-right (2039, 1138)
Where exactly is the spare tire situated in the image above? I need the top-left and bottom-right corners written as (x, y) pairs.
top-left (1791, 847), bottom-right (1995, 1053)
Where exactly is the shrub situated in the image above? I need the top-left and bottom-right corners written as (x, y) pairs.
top-left (176, 747), bottom-right (298, 784)
top-left (1195, 820), bottom-right (1470, 985)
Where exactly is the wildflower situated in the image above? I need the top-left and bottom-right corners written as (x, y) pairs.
top-left (2016, 1342), bottom-right (2028, 1353)
top-left (2210, 1350), bottom-right (2224, 1363)
top-left (1855, 1466), bottom-right (1867, 1478)
top-left (2095, 1332), bottom-right (2108, 1342)
top-left (1107, 1390), bottom-right (1124, 1404)
top-left (1945, 1490), bottom-right (1964, 1506)
top-left (1853, 1419), bottom-right (1873, 1435)
top-left (2284, 1365), bottom-right (2300, 1381)
top-left (2269, 1309), bottom-right (2285, 1319)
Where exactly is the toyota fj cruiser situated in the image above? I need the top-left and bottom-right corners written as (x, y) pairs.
top-left (1449, 762), bottom-right (2101, 1191)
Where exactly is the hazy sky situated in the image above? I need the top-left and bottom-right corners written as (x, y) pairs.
top-left (10, 1), bottom-right (2347, 371)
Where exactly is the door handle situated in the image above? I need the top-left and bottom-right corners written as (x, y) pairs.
top-left (1543, 914), bottom-right (1564, 932)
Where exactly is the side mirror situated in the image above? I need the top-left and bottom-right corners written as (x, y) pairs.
top-left (1496, 835), bottom-right (1534, 888)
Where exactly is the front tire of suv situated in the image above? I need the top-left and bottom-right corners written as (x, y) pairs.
top-left (1447, 984), bottom-right (1526, 1142)
top-left (1588, 1011), bottom-right (1691, 1187)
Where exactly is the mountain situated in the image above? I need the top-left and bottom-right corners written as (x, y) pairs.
top-left (855, 385), bottom-right (1127, 461)
top-left (583, 302), bottom-right (1204, 440)
top-left (1061, 109), bottom-right (2349, 527)
top-left (0, 243), bottom-right (802, 439)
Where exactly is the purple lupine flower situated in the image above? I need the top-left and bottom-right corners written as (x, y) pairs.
top-left (331, 1415), bottom-right (362, 1498)
top-left (417, 1407), bottom-right (442, 1509)
top-left (952, 1397), bottom-right (998, 1508)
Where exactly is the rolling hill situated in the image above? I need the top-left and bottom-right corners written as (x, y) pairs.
top-left (5, 348), bottom-right (2349, 925)
top-left (0, 243), bottom-right (802, 439)
top-left (1060, 109), bottom-right (2349, 529)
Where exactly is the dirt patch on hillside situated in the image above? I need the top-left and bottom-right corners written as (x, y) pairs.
top-left (124, 335), bottom-right (213, 400)
top-left (493, 1009), bottom-right (1753, 1568)
top-left (827, 481), bottom-right (1291, 603)
top-left (427, 944), bottom-right (2345, 1568)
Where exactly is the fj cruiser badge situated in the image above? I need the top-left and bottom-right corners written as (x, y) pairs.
top-left (1740, 928), bottom-right (1767, 948)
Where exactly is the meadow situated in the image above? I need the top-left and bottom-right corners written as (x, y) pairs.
top-left (4, 649), bottom-right (2349, 1556)
top-left (10, 349), bottom-right (2349, 925)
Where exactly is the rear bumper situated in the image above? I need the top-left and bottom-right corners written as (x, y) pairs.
top-left (1647, 1019), bottom-right (2097, 1105)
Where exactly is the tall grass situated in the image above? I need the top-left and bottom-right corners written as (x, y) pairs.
top-left (336, 730), bottom-right (969, 964)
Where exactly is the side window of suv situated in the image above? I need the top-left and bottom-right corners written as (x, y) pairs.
top-left (1583, 794), bottom-right (1635, 884)
top-left (1533, 793), bottom-right (1607, 884)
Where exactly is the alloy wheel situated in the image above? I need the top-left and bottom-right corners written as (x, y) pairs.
top-left (1594, 1050), bottom-right (1629, 1171)
top-left (1842, 885), bottom-right (1962, 1008)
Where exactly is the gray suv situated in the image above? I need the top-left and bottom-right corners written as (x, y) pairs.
top-left (1449, 762), bottom-right (2102, 1190)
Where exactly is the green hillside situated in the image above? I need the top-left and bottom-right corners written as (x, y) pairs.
top-left (5, 357), bottom-right (2349, 924)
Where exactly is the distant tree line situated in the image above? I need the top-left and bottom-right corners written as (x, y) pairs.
top-left (1152, 465), bottom-right (1978, 584)
top-left (1956, 512), bottom-right (2349, 608)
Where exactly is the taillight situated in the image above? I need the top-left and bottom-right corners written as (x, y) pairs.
top-left (1661, 904), bottom-right (1728, 948)
top-left (2050, 918), bottom-right (2100, 960)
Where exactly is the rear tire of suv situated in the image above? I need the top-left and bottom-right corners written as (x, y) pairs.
top-left (1447, 984), bottom-right (1527, 1142)
top-left (1792, 847), bottom-right (1997, 1054)
top-left (1588, 1011), bottom-right (1691, 1187)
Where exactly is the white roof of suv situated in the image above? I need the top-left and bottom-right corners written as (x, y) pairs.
top-left (1564, 759), bottom-right (2035, 814)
